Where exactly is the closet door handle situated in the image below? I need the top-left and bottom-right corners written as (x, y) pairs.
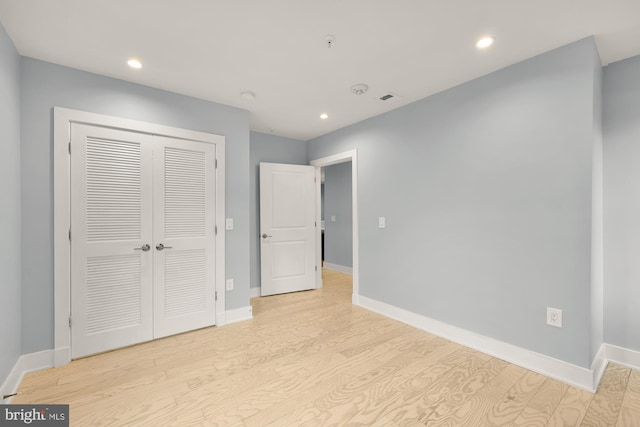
top-left (156, 243), bottom-right (173, 250)
top-left (262, 233), bottom-right (272, 239)
top-left (134, 244), bottom-right (151, 251)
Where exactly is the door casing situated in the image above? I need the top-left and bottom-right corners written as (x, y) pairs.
top-left (310, 150), bottom-right (359, 303)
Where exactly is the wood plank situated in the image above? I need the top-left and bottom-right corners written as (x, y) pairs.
top-left (429, 364), bottom-right (527, 426)
top-left (582, 363), bottom-right (631, 427)
top-left (616, 406), bottom-right (640, 427)
top-left (481, 370), bottom-right (548, 426)
top-left (270, 341), bottom-right (465, 426)
top-left (622, 369), bottom-right (640, 412)
top-left (547, 386), bottom-right (593, 427)
top-left (418, 357), bottom-right (509, 425)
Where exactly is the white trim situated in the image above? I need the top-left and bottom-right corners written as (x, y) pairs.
top-left (357, 295), bottom-right (600, 392)
top-left (54, 107), bottom-right (226, 365)
top-left (1, 350), bottom-right (55, 403)
top-left (591, 344), bottom-right (608, 390)
top-left (1, 359), bottom-right (23, 403)
top-left (323, 263), bottom-right (353, 275)
top-left (54, 347), bottom-right (70, 367)
top-left (250, 287), bottom-right (261, 299)
top-left (604, 343), bottom-right (640, 371)
top-left (225, 306), bottom-right (254, 324)
top-left (314, 167), bottom-right (323, 290)
top-left (310, 150), bottom-right (358, 304)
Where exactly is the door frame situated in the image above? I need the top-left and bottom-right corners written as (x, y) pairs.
top-left (310, 150), bottom-right (359, 303)
top-left (53, 107), bottom-right (226, 366)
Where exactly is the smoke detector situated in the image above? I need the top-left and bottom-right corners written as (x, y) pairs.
top-left (350, 84), bottom-right (369, 95)
top-left (325, 35), bottom-right (335, 48)
top-left (240, 91), bottom-right (256, 100)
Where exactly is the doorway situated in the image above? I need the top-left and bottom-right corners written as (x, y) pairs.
top-left (310, 150), bottom-right (359, 303)
top-left (321, 162), bottom-right (353, 275)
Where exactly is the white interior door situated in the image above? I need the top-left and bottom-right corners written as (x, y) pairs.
top-left (260, 163), bottom-right (317, 296)
top-left (70, 124), bottom-right (154, 358)
top-left (153, 136), bottom-right (216, 338)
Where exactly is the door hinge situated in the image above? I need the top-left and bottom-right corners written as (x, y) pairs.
top-left (215, 291), bottom-right (218, 301)
top-left (314, 176), bottom-right (316, 183)
top-left (68, 317), bottom-right (72, 328)
top-left (315, 265), bottom-right (318, 272)
top-left (315, 221), bottom-right (317, 228)
top-left (68, 142), bottom-right (71, 154)
top-left (215, 158), bottom-right (218, 169)
top-left (215, 225), bottom-right (218, 235)
top-left (68, 229), bottom-right (71, 241)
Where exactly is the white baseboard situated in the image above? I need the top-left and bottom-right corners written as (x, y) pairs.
top-left (1, 357), bottom-right (23, 403)
top-left (250, 287), bottom-right (261, 298)
top-left (1, 350), bottom-right (55, 403)
top-left (604, 344), bottom-right (640, 371)
top-left (226, 306), bottom-right (253, 324)
top-left (357, 295), bottom-right (599, 392)
top-left (323, 262), bottom-right (353, 275)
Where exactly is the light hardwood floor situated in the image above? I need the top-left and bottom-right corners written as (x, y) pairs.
top-left (13, 270), bottom-right (640, 426)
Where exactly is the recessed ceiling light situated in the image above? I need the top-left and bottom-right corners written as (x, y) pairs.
top-left (320, 113), bottom-right (329, 120)
top-left (476, 36), bottom-right (495, 49)
top-left (127, 58), bottom-right (142, 69)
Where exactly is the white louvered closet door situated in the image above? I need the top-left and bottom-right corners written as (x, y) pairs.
top-left (70, 124), bottom-right (154, 359)
top-left (152, 136), bottom-right (216, 338)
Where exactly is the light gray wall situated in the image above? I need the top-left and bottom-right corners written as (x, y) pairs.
top-left (308, 38), bottom-right (599, 368)
top-left (603, 54), bottom-right (640, 352)
top-left (324, 162), bottom-right (352, 268)
top-left (0, 22), bottom-right (21, 386)
top-left (20, 58), bottom-right (250, 354)
top-left (249, 131), bottom-right (307, 289)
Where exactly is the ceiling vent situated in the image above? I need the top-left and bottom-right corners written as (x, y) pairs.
top-left (379, 92), bottom-right (399, 104)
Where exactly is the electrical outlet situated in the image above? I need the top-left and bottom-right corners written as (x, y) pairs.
top-left (226, 218), bottom-right (234, 230)
top-left (547, 307), bottom-right (562, 328)
top-left (378, 217), bottom-right (386, 229)
top-left (226, 279), bottom-right (234, 291)
top-left (330, 215), bottom-right (336, 222)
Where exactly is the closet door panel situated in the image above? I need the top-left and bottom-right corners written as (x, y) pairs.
top-left (153, 136), bottom-right (216, 338)
top-left (70, 124), bottom-right (154, 359)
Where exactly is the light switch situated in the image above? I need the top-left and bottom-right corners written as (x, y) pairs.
top-left (378, 217), bottom-right (386, 229)
top-left (331, 215), bottom-right (336, 222)
top-left (226, 218), bottom-right (234, 230)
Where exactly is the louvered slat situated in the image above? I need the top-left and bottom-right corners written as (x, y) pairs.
top-left (86, 254), bottom-right (142, 334)
top-left (86, 137), bottom-right (141, 242)
top-left (164, 249), bottom-right (207, 318)
top-left (164, 147), bottom-right (206, 238)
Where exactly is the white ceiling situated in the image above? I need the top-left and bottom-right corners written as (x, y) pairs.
top-left (1, 0), bottom-right (639, 141)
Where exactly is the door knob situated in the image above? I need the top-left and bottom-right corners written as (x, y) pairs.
top-left (134, 244), bottom-right (151, 251)
top-left (262, 233), bottom-right (272, 239)
top-left (156, 243), bottom-right (173, 250)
